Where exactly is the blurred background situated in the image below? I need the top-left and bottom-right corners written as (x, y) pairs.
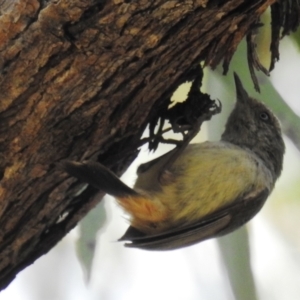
top-left (2, 16), bottom-right (300, 300)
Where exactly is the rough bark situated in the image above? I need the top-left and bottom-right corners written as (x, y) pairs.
top-left (0, 0), bottom-right (297, 290)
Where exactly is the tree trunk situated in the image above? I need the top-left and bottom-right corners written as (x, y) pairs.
top-left (0, 0), bottom-right (296, 290)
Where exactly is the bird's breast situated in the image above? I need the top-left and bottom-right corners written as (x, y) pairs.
top-left (131, 141), bottom-right (272, 233)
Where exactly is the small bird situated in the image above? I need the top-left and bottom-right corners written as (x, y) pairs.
top-left (63, 74), bottom-right (285, 251)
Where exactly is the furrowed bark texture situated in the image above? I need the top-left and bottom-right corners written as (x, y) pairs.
top-left (0, 0), bottom-right (296, 290)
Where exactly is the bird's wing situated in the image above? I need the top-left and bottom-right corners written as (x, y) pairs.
top-left (119, 188), bottom-right (269, 250)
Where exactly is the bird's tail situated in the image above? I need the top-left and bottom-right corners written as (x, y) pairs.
top-left (62, 160), bottom-right (138, 197)
top-left (62, 160), bottom-right (168, 231)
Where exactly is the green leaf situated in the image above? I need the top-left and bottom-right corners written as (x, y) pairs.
top-left (76, 199), bottom-right (107, 283)
top-left (218, 228), bottom-right (258, 300)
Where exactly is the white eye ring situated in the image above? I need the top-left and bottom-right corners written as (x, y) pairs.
top-left (260, 112), bottom-right (269, 121)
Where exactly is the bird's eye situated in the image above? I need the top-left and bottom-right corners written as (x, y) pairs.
top-left (260, 112), bottom-right (270, 121)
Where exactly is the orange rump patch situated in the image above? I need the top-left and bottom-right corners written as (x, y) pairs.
top-left (116, 195), bottom-right (167, 223)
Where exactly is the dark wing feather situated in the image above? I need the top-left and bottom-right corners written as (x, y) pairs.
top-left (120, 213), bottom-right (231, 250)
top-left (120, 188), bottom-right (269, 250)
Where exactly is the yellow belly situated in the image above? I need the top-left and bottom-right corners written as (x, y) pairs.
top-left (124, 141), bottom-right (271, 233)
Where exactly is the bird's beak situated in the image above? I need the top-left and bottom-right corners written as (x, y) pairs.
top-left (234, 73), bottom-right (249, 104)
